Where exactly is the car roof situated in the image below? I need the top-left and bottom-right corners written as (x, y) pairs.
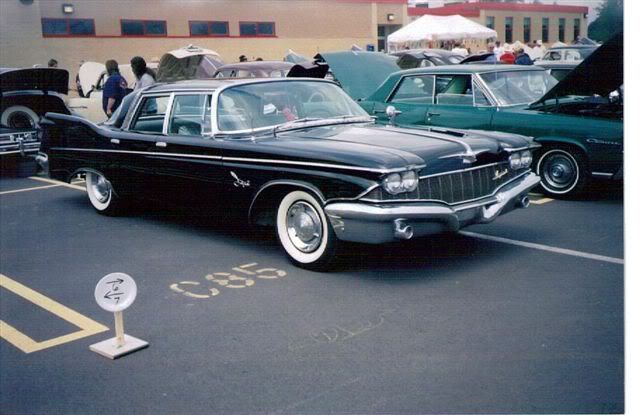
top-left (215, 61), bottom-right (295, 71)
top-left (548, 45), bottom-right (597, 50)
top-left (141, 77), bottom-right (333, 94)
top-left (394, 64), bottom-right (545, 76)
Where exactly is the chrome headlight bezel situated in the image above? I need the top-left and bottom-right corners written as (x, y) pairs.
top-left (520, 150), bottom-right (533, 168)
top-left (509, 152), bottom-right (522, 170)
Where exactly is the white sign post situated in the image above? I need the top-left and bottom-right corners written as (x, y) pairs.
top-left (90, 273), bottom-right (148, 359)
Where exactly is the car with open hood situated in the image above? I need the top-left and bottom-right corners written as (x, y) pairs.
top-left (331, 33), bottom-right (622, 197)
top-left (0, 67), bottom-right (71, 162)
top-left (38, 78), bottom-right (539, 270)
top-left (390, 49), bottom-right (465, 70)
top-left (68, 45), bottom-right (223, 124)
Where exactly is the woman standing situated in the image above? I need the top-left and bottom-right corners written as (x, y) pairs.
top-left (102, 60), bottom-right (128, 117)
top-left (130, 56), bottom-right (156, 90)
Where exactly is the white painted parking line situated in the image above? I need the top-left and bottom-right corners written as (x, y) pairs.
top-left (460, 231), bottom-right (624, 265)
top-left (0, 184), bottom-right (62, 195)
top-left (28, 176), bottom-right (86, 191)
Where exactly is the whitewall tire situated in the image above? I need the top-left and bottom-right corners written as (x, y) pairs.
top-left (536, 148), bottom-right (588, 197)
top-left (86, 171), bottom-right (124, 215)
top-left (276, 190), bottom-right (338, 271)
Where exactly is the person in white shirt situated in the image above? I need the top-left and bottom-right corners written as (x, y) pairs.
top-left (130, 56), bottom-right (156, 91)
top-left (451, 42), bottom-right (469, 57)
top-left (494, 41), bottom-right (505, 59)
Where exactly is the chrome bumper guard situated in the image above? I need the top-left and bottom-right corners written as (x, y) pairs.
top-left (325, 172), bottom-right (540, 244)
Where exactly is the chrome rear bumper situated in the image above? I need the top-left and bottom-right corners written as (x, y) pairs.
top-left (325, 172), bottom-right (540, 244)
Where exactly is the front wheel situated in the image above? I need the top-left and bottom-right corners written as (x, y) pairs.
top-left (85, 171), bottom-right (126, 215)
top-left (536, 147), bottom-right (589, 197)
top-left (276, 190), bottom-right (338, 271)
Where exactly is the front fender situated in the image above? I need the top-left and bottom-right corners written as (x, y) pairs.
top-left (534, 135), bottom-right (589, 156)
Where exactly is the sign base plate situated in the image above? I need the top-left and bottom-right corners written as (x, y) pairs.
top-left (90, 334), bottom-right (148, 359)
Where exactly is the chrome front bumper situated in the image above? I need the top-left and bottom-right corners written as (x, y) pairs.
top-left (324, 172), bottom-right (540, 244)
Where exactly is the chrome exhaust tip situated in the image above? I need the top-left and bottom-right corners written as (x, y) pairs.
top-left (394, 219), bottom-right (414, 240)
top-left (518, 195), bottom-right (530, 208)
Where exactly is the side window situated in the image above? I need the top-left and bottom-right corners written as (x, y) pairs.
top-left (435, 75), bottom-right (474, 106)
top-left (389, 75), bottom-right (434, 104)
top-left (472, 82), bottom-right (491, 107)
top-left (130, 95), bottom-right (170, 133)
top-left (168, 94), bottom-right (212, 136)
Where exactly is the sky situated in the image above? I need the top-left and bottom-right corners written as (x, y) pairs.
top-left (408, 0), bottom-right (606, 23)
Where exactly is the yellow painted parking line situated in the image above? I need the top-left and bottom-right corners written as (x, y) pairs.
top-left (28, 176), bottom-right (86, 191)
top-left (0, 274), bottom-right (108, 353)
top-left (530, 197), bottom-right (554, 205)
top-left (0, 184), bottom-right (62, 195)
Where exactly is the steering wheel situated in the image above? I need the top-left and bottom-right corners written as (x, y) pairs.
top-left (308, 92), bottom-right (326, 103)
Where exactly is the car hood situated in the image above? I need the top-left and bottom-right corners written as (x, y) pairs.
top-left (314, 52), bottom-right (400, 101)
top-left (267, 123), bottom-right (533, 175)
top-left (531, 32), bottom-right (622, 106)
top-left (0, 68), bottom-right (69, 95)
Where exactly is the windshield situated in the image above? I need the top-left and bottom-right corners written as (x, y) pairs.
top-left (479, 70), bottom-right (558, 106)
top-left (217, 81), bottom-right (369, 132)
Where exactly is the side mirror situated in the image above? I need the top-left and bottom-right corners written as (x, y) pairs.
top-left (385, 105), bottom-right (402, 126)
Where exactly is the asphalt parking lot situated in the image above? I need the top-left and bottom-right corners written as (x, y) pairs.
top-left (0, 173), bottom-right (624, 414)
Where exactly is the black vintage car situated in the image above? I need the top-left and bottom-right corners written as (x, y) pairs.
top-left (39, 78), bottom-right (540, 270)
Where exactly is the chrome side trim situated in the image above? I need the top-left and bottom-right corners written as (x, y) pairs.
top-left (591, 172), bottom-right (614, 178)
top-left (224, 156), bottom-right (423, 174)
top-left (50, 147), bottom-right (413, 174)
top-left (49, 147), bottom-right (223, 161)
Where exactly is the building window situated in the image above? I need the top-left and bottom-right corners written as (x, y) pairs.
top-left (121, 20), bottom-right (167, 36)
top-left (558, 18), bottom-right (565, 42)
top-left (486, 16), bottom-right (495, 30)
top-left (189, 21), bottom-right (229, 36)
top-left (41, 18), bottom-right (95, 36)
top-left (542, 17), bottom-right (549, 43)
top-left (505, 17), bottom-right (513, 43)
top-left (523, 17), bottom-right (531, 43)
top-left (239, 22), bottom-right (275, 37)
top-left (573, 18), bottom-right (581, 41)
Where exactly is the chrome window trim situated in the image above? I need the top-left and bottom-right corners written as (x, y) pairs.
top-left (386, 74), bottom-right (436, 105)
top-left (211, 78), bottom-right (352, 135)
top-left (162, 93), bottom-right (176, 135)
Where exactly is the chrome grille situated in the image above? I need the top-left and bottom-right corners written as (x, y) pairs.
top-left (419, 162), bottom-right (519, 204)
top-left (362, 162), bottom-right (525, 204)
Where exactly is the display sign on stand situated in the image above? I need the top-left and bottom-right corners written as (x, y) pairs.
top-left (90, 273), bottom-right (148, 359)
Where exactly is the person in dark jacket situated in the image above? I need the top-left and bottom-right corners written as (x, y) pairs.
top-left (102, 60), bottom-right (128, 117)
top-left (514, 48), bottom-right (534, 65)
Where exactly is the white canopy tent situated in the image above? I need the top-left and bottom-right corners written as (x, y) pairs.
top-left (387, 14), bottom-right (497, 51)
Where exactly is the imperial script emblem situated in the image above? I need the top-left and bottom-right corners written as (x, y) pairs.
top-left (492, 168), bottom-right (509, 181)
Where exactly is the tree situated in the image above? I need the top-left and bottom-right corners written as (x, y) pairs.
top-left (588, 0), bottom-right (623, 42)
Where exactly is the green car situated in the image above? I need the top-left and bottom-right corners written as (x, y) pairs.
top-left (321, 33), bottom-right (622, 197)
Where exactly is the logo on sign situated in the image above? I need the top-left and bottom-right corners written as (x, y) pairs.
top-left (94, 273), bottom-right (137, 313)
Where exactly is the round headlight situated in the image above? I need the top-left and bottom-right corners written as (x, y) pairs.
top-left (509, 153), bottom-right (522, 170)
top-left (383, 173), bottom-right (403, 194)
top-left (401, 170), bottom-right (419, 192)
top-left (520, 150), bottom-right (532, 168)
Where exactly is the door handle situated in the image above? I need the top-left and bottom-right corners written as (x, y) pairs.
top-left (110, 139), bottom-right (120, 145)
top-left (155, 142), bottom-right (167, 148)
top-left (426, 112), bottom-right (441, 117)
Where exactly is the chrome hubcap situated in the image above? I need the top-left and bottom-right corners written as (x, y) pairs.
top-left (542, 154), bottom-right (576, 190)
top-left (90, 174), bottom-right (111, 203)
top-left (286, 201), bottom-right (323, 253)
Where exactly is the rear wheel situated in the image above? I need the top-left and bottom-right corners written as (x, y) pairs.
top-left (536, 147), bottom-right (589, 197)
top-left (276, 190), bottom-right (338, 271)
top-left (85, 171), bottom-right (125, 215)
